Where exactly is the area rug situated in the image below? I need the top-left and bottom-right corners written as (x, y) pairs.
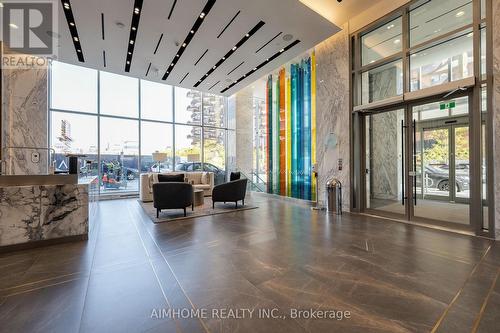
top-left (139, 198), bottom-right (258, 223)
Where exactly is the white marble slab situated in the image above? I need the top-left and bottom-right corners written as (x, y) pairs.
top-left (0, 183), bottom-right (88, 246)
top-left (315, 24), bottom-right (351, 211)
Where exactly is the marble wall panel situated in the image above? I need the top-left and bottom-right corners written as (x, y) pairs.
top-left (315, 23), bottom-right (351, 211)
top-left (1, 66), bottom-right (48, 175)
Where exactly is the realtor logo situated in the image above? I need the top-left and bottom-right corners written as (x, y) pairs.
top-left (1, 1), bottom-right (57, 68)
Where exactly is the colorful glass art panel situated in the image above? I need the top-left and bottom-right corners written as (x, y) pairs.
top-left (264, 52), bottom-right (316, 200)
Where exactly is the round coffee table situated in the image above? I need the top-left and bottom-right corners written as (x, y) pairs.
top-left (193, 189), bottom-right (204, 207)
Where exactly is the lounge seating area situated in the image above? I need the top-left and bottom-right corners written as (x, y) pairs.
top-left (139, 171), bottom-right (214, 202)
top-left (141, 171), bottom-right (248, 218)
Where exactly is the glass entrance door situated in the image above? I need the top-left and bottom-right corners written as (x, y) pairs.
top-left (411, 96), bottom-right (470, 226)
top-left (365, 108), bottom-right (406, 217)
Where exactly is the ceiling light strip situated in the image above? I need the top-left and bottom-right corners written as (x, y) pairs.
top-left (153, 34), bottom-right (163, 55)
top-left (61, 0), bottom-right (84, 62)
top-left (255, 31), bottom-right (282, 53)
top-left (194, 49), bottom-right (209, 66)
top-left (209, 80), bottom-right (220, 90)
top-left (161, 0), bottom-right (216, 80)
top-left (193, 20), bottom-right (265, 87)
top-left (227, 61), bottom-right (244, 75)
top-left (217, 10), bottom-right (240, 38)
top-left (103, 50), bottom-right (106, 67)
top-left (168, 0), bottom-right (177, 20)
top-left (145, 62), bottom-right (152, 76)
top-left (101, 13), bottom-right (105, 40)
top-left (125, 0), bottom-right (144, 72)
top-left (221, 39), bottom-right (300, 94)
top-left (179, 72), bottom-right (189, 84)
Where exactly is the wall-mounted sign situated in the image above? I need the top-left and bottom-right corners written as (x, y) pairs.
top-left (439, 101), bottom-right (456, 110)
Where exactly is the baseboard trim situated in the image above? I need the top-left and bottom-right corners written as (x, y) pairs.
top-left (0, 234), bottom-right (88, 253)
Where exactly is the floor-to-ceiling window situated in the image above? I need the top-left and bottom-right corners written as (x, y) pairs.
top-left (351, 0), bottom-right (492, 236)
top-left (49, 61), bottom-right (232, 196)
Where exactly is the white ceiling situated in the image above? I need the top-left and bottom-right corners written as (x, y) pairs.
top-left (52, 0), bottom-right (339, 96)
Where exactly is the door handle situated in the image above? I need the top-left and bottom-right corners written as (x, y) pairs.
top-left (413, 119), bottom-right (417, 206)
top-left (401, 120), bottom-right (405, 206)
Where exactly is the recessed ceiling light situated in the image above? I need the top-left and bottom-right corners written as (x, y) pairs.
top-left (132, 27), bottom-right (137, 31)
top-left (166, 71), bottom-right (169, 74)
top-left (128, 51), bottom-right (132, 55)
top-left (127, 61), bottom-right (130, 64)
top-left (232, 46), bottom-right (237, 51)
top-left (387, 24), bottom-right (394, 30)
top-left (190, 30), bottom-right (194, 34)
top-left (77, 49), bottom-right (81, 53)
top-left (134, 7), bottom-right (140, 14)
top-left (456, 11), bottom-right (465, 17)
top-left (176, 54), bottom-right (179, 57)
top-left (73, 36), bottom-right (79, 41)
top-left (253, 67), bottom-right (257, 70)
top-left (222, 57), bottom-right (225, 60)
top-left (266, 58), bottom-right (269, 61)
top-left (393, 39), bottom-right (400, 44)
top-left (279, 49), bottom-right (284, 52)
top-left (370, 60), bottom-right (375, 63)
top-left (213, 66), bottom-right (216, 69)
top-left (170, 63), bottom-right (174, 66)
top-left (182, 43), bottom-right (186, 47)
top-left (129, 40), bottom-right (134, 44)
top-left (9, 23), bottom-right (18, 29)
top-left (69, 22), bottom-right (75, 26)
top-left (200, 12), bottom-right (205, 18)
top-left (63, 3), bottom-right (70, 9)
top-left (245, 34), bottom-right (249, 37)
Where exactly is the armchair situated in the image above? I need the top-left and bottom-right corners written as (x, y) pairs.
top-left (152, 182), bottom-right (193, 217)
top-left (212, 179), bottom-right (247, 208)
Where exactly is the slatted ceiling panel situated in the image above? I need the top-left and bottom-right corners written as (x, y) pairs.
top-left (215, 25), bottom-right (285, 81)
top-left (182, 3), bottom-right (256, 78)
top-left (159, 0), bottom-right (208, 83)
top-left (55, 0), bottom-right (339, 96)
top-left (131, 0), bottom-right (174, 78)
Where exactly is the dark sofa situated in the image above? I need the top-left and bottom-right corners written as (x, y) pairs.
top-left (212, 179), bottom-right (247, 208)
top-left (152, 182), bottom-right (193, 217)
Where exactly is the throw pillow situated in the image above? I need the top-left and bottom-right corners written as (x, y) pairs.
top-left (201, 172), bottom-right (208, 185)
top-left (230, 171), bottom-right (241, 181)
top-left (158, 174), bottom-right (184, 182)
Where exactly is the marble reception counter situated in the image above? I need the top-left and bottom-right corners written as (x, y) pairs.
top-left (0, 175), bottom-right (98, 250)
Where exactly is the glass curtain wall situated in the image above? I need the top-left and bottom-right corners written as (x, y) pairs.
top-left (352, 0), bottom-right (491, 235)
top-left (49, 61), bottom-right (232, 196)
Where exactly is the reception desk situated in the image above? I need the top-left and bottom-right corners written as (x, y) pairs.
top-left (0, 175), bottom-right (98, 251)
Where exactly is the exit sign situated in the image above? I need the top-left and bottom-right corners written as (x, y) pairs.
top-left (440, 101), bottom-right (456, 110)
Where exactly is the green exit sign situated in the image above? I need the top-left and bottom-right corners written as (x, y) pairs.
top-left (440, 101), bottom-right (456, 110)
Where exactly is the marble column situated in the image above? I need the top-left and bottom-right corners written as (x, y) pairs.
top-left (492, 0), bottom-right (500, 231)
top-left (1, 65), bottom-right (49, 175)
top-left (234, 86), bottom-right (254, 178)
top-left (315, 23), bottom-right (351, 211)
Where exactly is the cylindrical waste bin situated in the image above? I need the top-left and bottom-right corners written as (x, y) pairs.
top-left (326, 179), bottom-right (342, 215)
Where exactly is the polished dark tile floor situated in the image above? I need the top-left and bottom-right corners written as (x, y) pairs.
top-left (0, 194), bottom-right (499, 333)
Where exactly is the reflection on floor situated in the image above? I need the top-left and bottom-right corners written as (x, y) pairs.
top-left (0, 193), bottom-right (498, 332)
top-left (370, 198), bottom-right (470, 225)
